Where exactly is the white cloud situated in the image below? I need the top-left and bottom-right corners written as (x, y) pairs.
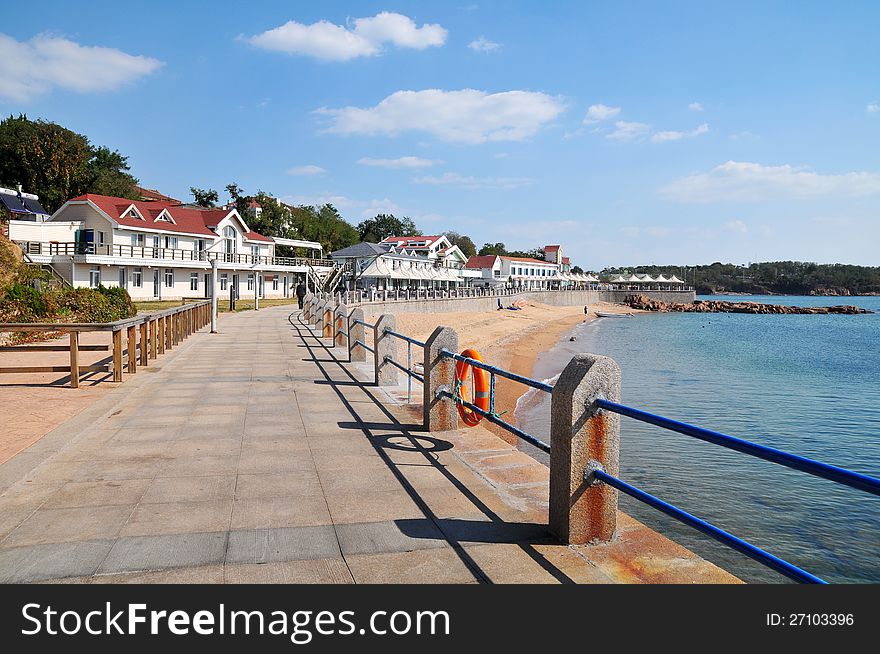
top-left (651, 122), bottom-right (709, 143)
top-left (412, 172), bottom-right (533, 189)
top-left (316, 88), bottom-right (565, 144)
top-left (606, 120), bottom-right (651, 141)
top-left (357, 156), bottom-right (442, 169)
top-left (584, 103), bottom-right (620, 123)
top-left (0, 32), bottom-right (162, 102)
top-left (246, 12), bottom-right (447, 61)
top-left (660, 161), bottom-right (880, 202)
top-left (688, 102), bottom-right (704, 112)
top-left (725, 220), bottom-right (748, 233)
top-left (868, 102), bottom-right (879, 114)
top-left (286, 165), bottom-right (326, 176)
top-left (468, 36), bottom-right (500, 52)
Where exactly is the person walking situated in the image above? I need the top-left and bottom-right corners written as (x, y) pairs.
top-left (295, 281), bottom-right (306, 310)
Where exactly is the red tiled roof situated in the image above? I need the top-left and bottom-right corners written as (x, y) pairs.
top-left (465, 255), bottom-right (499, 269)
top-left (562, 257), bottom-right (571, 264)
top-left (544, 245), bottom-right (560, 252)
top-left (135, 186), bottom-right (180, 204)
top-left (66, 194), bottom-right (273, 242)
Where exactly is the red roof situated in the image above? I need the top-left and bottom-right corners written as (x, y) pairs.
top-left (465, 255), bottom-right (499, 269)
top-left (66, 194), bottom-right (273, 242)
top-left (135, 186), bottom-right (180, 204)
top-left (562, 257), bottom-right (571, 264)
top-left (544, 245), bottom-right (560, 252)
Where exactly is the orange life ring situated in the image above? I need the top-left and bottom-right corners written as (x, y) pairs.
top-left (454, 348), bottom-right (490, 426)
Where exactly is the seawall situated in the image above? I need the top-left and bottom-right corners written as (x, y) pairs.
top-left (353, 289), bottom-right (695, 316)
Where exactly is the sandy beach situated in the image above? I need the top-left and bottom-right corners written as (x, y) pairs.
top-left (377, 300), bottom-right (638, 445)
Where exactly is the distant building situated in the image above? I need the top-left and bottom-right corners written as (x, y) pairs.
top-left (465, 245), bottom-right (595, 289)
top-left (331, 236), bottom-right (474, 290)
top-left (8, 193), bottom-right (334, 300)
top-left (135, 186), bottom-right (181, 204)
top-left (0, 186), bottom-right (49, 222)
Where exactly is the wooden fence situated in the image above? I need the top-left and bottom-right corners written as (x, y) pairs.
top-left (0, 301), bottom-right (211, 388)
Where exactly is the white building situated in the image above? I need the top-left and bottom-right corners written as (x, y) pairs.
top-left (465, 254), bottom-right (563, 289)
top-left (330, 240), bottom-right (468, 290)
top-left (8, 193), bottom-right (335, 301)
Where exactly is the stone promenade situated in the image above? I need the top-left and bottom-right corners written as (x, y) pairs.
top-left (0, 306), bottom-right (736, 583)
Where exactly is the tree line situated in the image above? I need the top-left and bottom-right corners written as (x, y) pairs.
top-left (603, 261), bottom-right (880, 295)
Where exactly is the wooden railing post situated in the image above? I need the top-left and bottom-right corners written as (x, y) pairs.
top-left (112, 329), bottom-right (123, 382)
top-left (165, 315), bottom-right (172, 351)
top-left (69, 331), bottom-right (79, 389)
top-left (127, 325), bottom-right (137, 374)
top-left (150, 319), bottom-right (157, 359)
top-left (140, 320), bottom-right (148, 366)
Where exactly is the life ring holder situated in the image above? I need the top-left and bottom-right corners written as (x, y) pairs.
top-left (454, 348), bottom-right (490, 426)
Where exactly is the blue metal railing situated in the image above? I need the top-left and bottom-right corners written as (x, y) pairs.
top-left (354, 339), bottom-right (374, 354)
top-left (594, 398), bottom-right (880, 497)
top-left (438, 349), bottom-right (552, 453)
top-left (383, 328), bottom-right (426, 403)
top-left (354, 319), bottom-right (376, 329)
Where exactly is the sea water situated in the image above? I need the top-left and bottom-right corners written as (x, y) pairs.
top-left (515, 296), bottom-right (880, 583)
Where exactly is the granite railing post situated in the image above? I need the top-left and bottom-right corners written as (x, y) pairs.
top-left (423, 326), bottom-right (459, 431)
top-left (349, 308), bottom-right (366, 362)
top-left (322, 303), bottom-right (334, 339)
top-left (372, 314), bottom-right (398, 386)
top-left (335, 304), bottom-right (348, 349)
top-left (549, 353), bottom-right (621, 545)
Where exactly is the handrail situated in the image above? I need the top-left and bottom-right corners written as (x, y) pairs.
top-left (384, 355), bottom-right (424, 383)
top-left (354, 319), bottom-right (376, 329)
top-left (383, 328), bottom-right (426, 348)
top-left (0, 300), bottom-right (212, 332)
top-left (594, 398), bottom-right (880, 496)
top-left (440, 349), bottom-right (553, 393)
top-left (590, 469), bottom-right (826, 584)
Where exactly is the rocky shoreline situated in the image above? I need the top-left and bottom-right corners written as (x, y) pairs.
top-left (625, 294), bottom-right (873, 315)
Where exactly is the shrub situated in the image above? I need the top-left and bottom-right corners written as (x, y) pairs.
top-left (3, 283), bottom-right (46, 317)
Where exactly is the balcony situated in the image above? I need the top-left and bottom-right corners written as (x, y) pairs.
top-left (15, 241), bottom-right (336, 269)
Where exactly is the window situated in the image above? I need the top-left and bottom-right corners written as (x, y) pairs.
top-left (223, 227), bottom-right (236, 257)
top-left (164, 269), bottom-right (174, 288)
top-left (251, 245), bottom-right (260, 260)
top-left (152, 235), bottom-right (160, 249)
top-left (125, 206), bottom-right (144, 220)
top-left (272, 277), bottom-right (279, 291)
top-left (190, 273), bottom-right (199, 291)
top-left (132, 268), bottom-right (143, 288)
top-left (97, 231), bottom-right (105, 247)
top-left (247, 274), bottom-right (255, 291)
top-left (220, 273), bottom-right (228, 291)
top-left (89, 266), bottom-right (101, 288)
top-left (118, 267), bottom-right (127, 288)
top-left (164, 236), bottom-right (178, 249)
top-left (196, 239), bottom-right (206, 259)
top-left (132, 233), bottom-right (145, 247)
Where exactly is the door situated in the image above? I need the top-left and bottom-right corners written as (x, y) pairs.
top-left (76, 229), bottom-right (95, 254)
top-left (153, 269), bottom-right (160, 298)
top-left (258, 275), bottom-right (264, 298)
top-left (232, 274), bottom-right (239, 300)
top-left (204, 274), bottom-right (210, 299)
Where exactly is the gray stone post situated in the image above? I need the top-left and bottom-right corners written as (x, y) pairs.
top-left (349, 308), bottom-right (366, 362)
top-left (313, 300), bottom-right (325, 327)
top-left (335, 304), bottom-right (348, 348)
top-left (549, 353), bottom-right (621, 545)
top-left (373, 314), bottom-right (398, 386)
top-left (423, 326), bottom-right (459, 431)
top-left (322, 303), bottom-right (334, 338)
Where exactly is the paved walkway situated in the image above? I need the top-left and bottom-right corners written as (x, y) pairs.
top-left (0, 306), bottom-right (737, 583)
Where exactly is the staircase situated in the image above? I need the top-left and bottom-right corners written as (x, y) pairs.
top-left (308, 264), bottom-right (344, 293)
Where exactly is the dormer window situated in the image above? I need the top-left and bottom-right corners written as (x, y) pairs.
top-left (125, 206), bottom-right (144, 220)
top-left (154, 209), bottom-right (175, 223)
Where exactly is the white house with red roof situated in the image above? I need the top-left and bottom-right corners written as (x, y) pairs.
top-left (9, 193), bottom-right (335, 301)
top-left (378, 235), bottom-right (470, 272)
top-left (465, 245), bottom-right (584, 290)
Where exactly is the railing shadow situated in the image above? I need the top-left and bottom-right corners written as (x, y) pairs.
top-left (287, 311), bottom-right (576, 585)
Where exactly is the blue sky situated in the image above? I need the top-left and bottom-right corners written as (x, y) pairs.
top-left (2, 1), bottom-right (878, 268)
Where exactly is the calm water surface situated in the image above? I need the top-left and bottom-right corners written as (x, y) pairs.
top-left (516, 295), bottom-right (880, 583)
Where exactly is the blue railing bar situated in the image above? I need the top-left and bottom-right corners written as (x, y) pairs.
top-left (594, 398), bottom-right (880, 497)
top-left (384, 355), bottom-right (425, 383)
top-left (355, 340), bottom-right (375, 354)
top-left (439, 390), bottom-right (550, 453)
top-left (383, 329), bottom-right (426, 348)
top-left (592, 469), bottom-right (826, 584)
top-left (439, 349), bottom-right (553, 393)
top-left (336, 329), bottom-right (348, 337)
top-left (354, 320), bottom-right (376, 329)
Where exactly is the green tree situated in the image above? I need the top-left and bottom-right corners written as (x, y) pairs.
top-left (478, 242), bottom-right (508, 256)
top-left (0, 115), bottom-right (140, 213)
top-left (356, 213), bottom-right (421, 242)
top-left (87, 147), bottom-right (139, 199)
top-left (190, 187), bottom-right (218, 207)
top-left (225, 182), bottom-right (251, 216)
top-left (571, 265), bottom-right (584, 274)
top-left (443, 231), bottom-right (477, 257)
